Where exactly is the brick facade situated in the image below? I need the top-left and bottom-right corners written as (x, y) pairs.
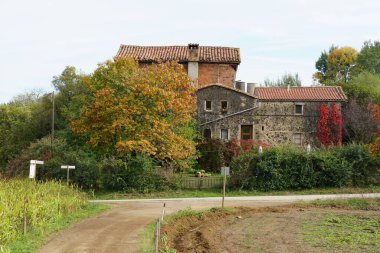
top-left (197, 64), bottom-right (236, 88)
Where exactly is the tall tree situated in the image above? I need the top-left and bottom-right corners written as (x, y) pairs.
top-left (356, 40), bottom-right (380, 75)
top-left (264, 73), bottom-right (302, 87)
top-left (314, 46), bottom-right (358, 85)
top-left (70, 58), bottom-right (197, 167)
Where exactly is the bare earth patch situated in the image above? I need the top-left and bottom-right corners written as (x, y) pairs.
top-left (162, 206), bottom-right (380, 253)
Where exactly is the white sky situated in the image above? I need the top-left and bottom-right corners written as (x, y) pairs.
top-left (1, 0), bottom-right (380, 103)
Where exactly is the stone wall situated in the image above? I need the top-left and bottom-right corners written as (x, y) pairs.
top-left (254, 101), bottom-right (343, 147)
top-left (197, 85), bottom-right (256, 140)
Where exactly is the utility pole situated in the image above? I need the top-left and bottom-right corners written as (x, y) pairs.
top-left (51, 91), bottom-right (55, 157)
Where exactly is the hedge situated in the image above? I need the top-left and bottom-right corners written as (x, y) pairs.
top-left (230, 144), bottom-right (379, 191)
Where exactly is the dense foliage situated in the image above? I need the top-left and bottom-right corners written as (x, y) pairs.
top-left (314, 41), bottom-right (380, 148)
top-left (230, 144), bottom-right (379, 191)
top-left (70, 59), bottom-right (197, 167)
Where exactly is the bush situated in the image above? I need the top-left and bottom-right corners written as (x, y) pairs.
top-left (230, 144), bottom-right (379, 191)
top-left (100, 155), bottom-right (176, 193)
top-left (311, 149), bottom-right (351, 187)
top-left (338, 144), bottom-right (379, 186)
top-left (253, 146), bottom-right (316, 191)
top-left (229, 150), bottom-right (258, 190)
top-left (197, 139), bottom-right (229, 173)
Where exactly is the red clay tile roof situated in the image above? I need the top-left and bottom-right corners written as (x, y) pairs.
top-left (197, 84), bottom-right (257, 98)
top-left (254, 86), bottom-right (347, 101)
top-left (116, 45), bottom-right (241, 64)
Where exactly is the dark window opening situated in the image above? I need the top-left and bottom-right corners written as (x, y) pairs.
top-left (241, 125), bottom-right (253, 140)
top-left (262, 125), bottom-right (264, 131)
top-left (221, 101), bottom-right (228, 113)
top-left (295, 104), bottom-right (303, 114)
top-left (205, 101), bottom-right (212, 111)
top-left (203, 129), bottom-right (211, 139)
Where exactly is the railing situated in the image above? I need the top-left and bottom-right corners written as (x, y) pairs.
top-left (180, 176), bottom-right (223, 189)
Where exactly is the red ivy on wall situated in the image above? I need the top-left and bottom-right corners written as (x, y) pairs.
top-left (331, 102), bottom-right (343, 145)
top-left (317, 103), bottom-right (343, 147)
top-left (317, 104), bottom-right (331, 146)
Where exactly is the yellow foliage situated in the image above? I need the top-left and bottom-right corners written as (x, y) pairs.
top-left (70, 58), bottom-right (197, 165)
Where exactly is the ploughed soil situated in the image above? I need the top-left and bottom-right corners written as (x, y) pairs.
top-left (162, 206), bottom-right (380, 253)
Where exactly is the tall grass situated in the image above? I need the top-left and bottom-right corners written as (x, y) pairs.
top-left (0, 179), bottom-right (88, 251)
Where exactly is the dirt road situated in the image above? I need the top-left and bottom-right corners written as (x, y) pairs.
top-left (36, 200), bottom-right (291, 253)
top-left (36, 193), bottom-right (380, 253)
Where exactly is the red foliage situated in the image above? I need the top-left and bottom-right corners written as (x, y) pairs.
top-left (228, 138), bottom-right (269, 157)
top-left (317, 103), bottom-right (343, 147)
top-left (317, 104), bottom-right (332, 146)
top-left (331, 102), bottom-right (343, 145)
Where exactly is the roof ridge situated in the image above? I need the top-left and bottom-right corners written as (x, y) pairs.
top-left (198, 83), bottom-right (257, 98)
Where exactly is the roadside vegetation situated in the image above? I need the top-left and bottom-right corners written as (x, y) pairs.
top-left (0, 179), bottom-right (108, 253)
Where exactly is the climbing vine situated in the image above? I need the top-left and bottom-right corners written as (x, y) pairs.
top-left (317, 103), bottom-right (342, 146)
top-left (317, 104), bottom-right (331, 146)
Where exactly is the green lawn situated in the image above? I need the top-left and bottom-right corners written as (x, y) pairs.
top-left (93, 185), bottom-right (380, 200)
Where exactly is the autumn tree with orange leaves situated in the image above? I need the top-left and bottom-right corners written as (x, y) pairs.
top-left (70, 58), bottom-right (197, 167)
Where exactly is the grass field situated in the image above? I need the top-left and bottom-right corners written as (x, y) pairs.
top-left (0, 179), bottom-right (108, 253)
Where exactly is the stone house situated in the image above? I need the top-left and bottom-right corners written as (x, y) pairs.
top-left (116, 43), bottom-right (348, 147)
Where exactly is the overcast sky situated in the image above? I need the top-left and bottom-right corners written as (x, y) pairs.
top-left (1, 0), bottom-right (379, 103)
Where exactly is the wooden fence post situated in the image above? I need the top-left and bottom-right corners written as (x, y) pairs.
top-left (23, 195), bottom-right (27, 235)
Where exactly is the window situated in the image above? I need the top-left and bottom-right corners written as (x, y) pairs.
top-left (262, 125), bottom-right (265, 131)
top-left (221, 101), bottom-right (228, 113)
top-left (220, 129), bottom-right (228, 140)
top-left (205, 100), bottom-right (212, 111)
top-left (295, 104), bottom-right (303, 115)
top-left (203, 129), bottom-right (211, 139)
top-left (241, 125), bottom-right (253, 140)
top-left (293, 133), bottom-right (302, 145)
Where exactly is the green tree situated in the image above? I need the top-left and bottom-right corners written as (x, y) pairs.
top-left (264, 73), bottom-right (302, 87)
top-left (314, 46), bottom-right (358, 85)
top-left (356, 40), bottom-right (380, 75)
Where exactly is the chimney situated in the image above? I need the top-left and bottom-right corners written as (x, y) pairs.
top-left (187, 43), bottom-right (199, 87)
top-left (247, 82), bottom-right (256, 95)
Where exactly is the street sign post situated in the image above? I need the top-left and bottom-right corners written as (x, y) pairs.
top-left (29, 160), bottom-right (44, 179)
top-left (221, 166), bottom-right (230, 208)
top-left (61, 165), bottom-right (75, 183)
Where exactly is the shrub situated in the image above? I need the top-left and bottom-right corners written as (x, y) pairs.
top-left (100, 155), bottom-right (176, 193)
top-left (229, 150), bottom-right (258, 190)
top-left (230, 144), bottom-right (378, 191)
top-left (253, 146), bottom-right (315, 191)
top-left (197, 139), bottom-right (228, 173)
top-left (311, 149), bottom-right (352, 187)
top-left (338, 144), bottom-right (379, 186)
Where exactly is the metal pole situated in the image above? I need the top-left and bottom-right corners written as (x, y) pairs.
top-left (67, 168), bottom-right (69, 183)
top-left (222, 170), bottom-right (226, 208)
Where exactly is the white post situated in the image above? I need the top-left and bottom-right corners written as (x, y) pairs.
top-left (221, 167), bottom-right (230, 209)
top-left (29, 160), bottom-right (44, 179)
top-left (259, 145), bottom-right (263, 154)
top-left (61, 165), bottom-right (75, 183)
top-left (307, 144), bottom-right (311, 153)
